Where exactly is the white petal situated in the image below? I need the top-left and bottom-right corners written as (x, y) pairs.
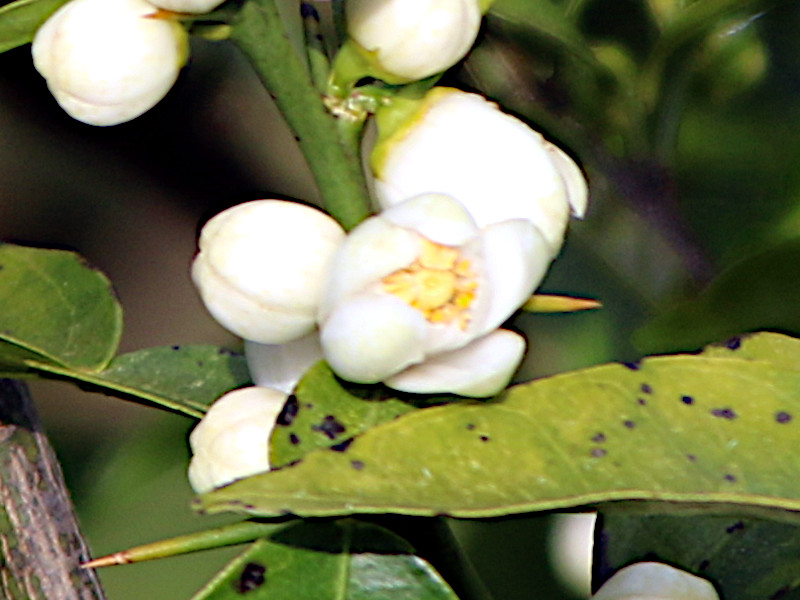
top-left (319, 214), bottom-right (420, 321)
top-left (374, 89), bottom-right (583, 251)
top-left (380, 193), bottom-right (478, 246)
top-left (546, 143), bottom-right (589, 218)
top-left (188, 386), bottom-right (287, 493)
top-left (245, 333), bottom-right (323, 394)
top-left (385, 329), bottom-right (525, 397)
top-left (149, 0), bottom-right (225, 13)
top-left (320, 294), bottom-right (428, 383)
top-left (192, 200), bottom-right (345, 344)
top-left (592, 563), bottom-right (719, 600)
top-left (470, 220), bottom-right (552, 337)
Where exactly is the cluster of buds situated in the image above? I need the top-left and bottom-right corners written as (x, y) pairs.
top-left (31, 0), bottom-right (225, 125)
top-left (186, 1), bottom-right (587, 492)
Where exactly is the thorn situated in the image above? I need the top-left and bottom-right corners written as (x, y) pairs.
top-left (81, 551), bottom-right (131, 569)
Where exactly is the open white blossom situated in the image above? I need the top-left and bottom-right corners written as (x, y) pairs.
top-left (371, 88), bottom-right (588, 253)
top-left (593, 563), bottom-right (719, 600)
top-left (187, 386), bottom-right (287, 494)
top-left (32, 0), bottom-right (188, 126)
top-left (192, 200), bottom-right (346, 345)
top-left (319, 193), bottom-right (553, 396)
top-left (345, 0), bottom-right (481, 82)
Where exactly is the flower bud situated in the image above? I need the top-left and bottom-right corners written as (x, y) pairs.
top-left (148, 0), bottom-right (226, 13)
top-left (192, 200), bottom-right (346, 345)
top-left (371, 88), bottom-right (588, 253)
top-left (344, 0), bottom-right (481, 82)
top-left (593, 562), bottom-right (719, 600)
top-left (32, 0), bottom-right (188, 126)
top-left (187, 386), bottom-right (287, 494)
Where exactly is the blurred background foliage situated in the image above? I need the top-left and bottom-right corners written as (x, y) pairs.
top-left (1, 0), bottom-right (799, 597)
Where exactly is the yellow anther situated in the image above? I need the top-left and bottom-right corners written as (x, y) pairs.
top-left (381, 238), bottom-right (478, 328)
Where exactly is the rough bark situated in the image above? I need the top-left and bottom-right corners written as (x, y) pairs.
top-left (0, 379), bottom-right (106, 600)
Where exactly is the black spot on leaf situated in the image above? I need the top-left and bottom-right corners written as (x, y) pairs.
top-left (726, 521), bottom-right (745, 534)
top-left (312, 415), bottom-right (346, 439)
top-left (623, 361), bottom-right (641, 370)
top-left (681, 395), bottom-right (694, 405)
top-left (331, 438), bottom-right (354, 452)
top-left (640, 383), bottom-right (653, 394)
top-left (591, 448), bottom-right (607, 458)
top-left (711, 408), bottom-right (737, 419)
top-left (724, 473), bottom-right (737, 482)
top-left (172, 345), bottom-right (181, 351)
top-left (480, 435), bottom-right (490, 442)
top-left (351, 460), bottom-right (365, 470)
top-left (289, 433), bottom-right (300, 445)
top-left (466, 423), bottom-right (476, 430)
top-left (276, 396), bottom-right (299, 426)
top-left (776, 411), bottom-right (792, 424)
top-left (637, 398), bottom-right (647, 405)
top-left (725, 336), bottom-right (742, 350)
top-left (623, 420), bottom-right (636, 429)
top-left (591, 433), bottom-right (606, 443)
top-left (234, 562), bottom-right (266, 593)
top-left (686, 454), bottom-right (697, 462)
top-left (304, 403), bottom-right (314, 409)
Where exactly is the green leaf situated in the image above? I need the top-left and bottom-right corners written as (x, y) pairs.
top-left (270, 363), bottom-right (416, 467)
top-left (0, 0), bottom-right (68, 53)
top-left (197, 332), bottom-right (800, 519)
top-left (32, 345), bottom-right (251, 419)
top-left (0, 244), bottom-right (122, 372)
top-left (191, 520), bottom-right (460, 600)
top-left (635, 238), bottom-right (800, 354)
top-left (595, 512), bottom-right (800, 600)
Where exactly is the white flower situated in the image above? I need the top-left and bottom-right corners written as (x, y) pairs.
top-left (187, 386), bottom-right (287, 494)
top-left (371, 88), bottom-right (588, 253)
top-left (593, 563), bottom-right (719, 600)
top-left (192, 200), bottom-right (346, 345)
top-left (245, 332), bottom-right (324, 395)
top-left (32, 0), bottom-right (188, 126)
top-left (148, 0), bottom-right (225, 13)
top-left (318, 193), bottom-right (552, 396)
top-left (345, 0), bottom-right (481, 82)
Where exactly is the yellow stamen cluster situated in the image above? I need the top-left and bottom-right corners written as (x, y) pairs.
top-left (382, 238), bottom-right (478, 328)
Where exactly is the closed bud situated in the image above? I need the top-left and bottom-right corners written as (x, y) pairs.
top-left (32, 0), bottom-right (188, 126)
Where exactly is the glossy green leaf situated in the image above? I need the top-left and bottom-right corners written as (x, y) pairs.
top-left (0, 244), bottom-right (122, 372)
top-left (197, 332), bottom-right (800, 519)
top-left (635, 238), bottom-right (800, 354)
top-left (595, 512), bottom-right (800, 600)
top-left (0, 0), bottom-right (68, 53)
top-left (191, 520), bottom-right (460, 600)
top-left (270, 363), bottom-right (416, 467)
top-left (31, 345), bottom-right (251, 419)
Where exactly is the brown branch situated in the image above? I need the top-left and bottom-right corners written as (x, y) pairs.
top-left (0, 379), bottom-right (106, 600)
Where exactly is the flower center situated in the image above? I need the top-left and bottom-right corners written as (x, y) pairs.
top-left (382, 238), bottom-right (478, 329)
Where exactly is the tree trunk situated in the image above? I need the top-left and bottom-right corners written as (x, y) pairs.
top-left (0, 379), bottom-right (106, 600)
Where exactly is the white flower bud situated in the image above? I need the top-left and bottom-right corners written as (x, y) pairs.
top-left (32, 0), bottom-right (188, 126)
top-left (371, 88), bottom-right (588, 253)
top-left (148, 0), bottom-right (225, 14)
top-left (593, 563), bottom-right (719, 600)
top-left (345, 0), bottom-right (481, 82)
top-left (192, 200), bottom-right (346, 345)
top-left (187, 386), bottom-right (287, 494)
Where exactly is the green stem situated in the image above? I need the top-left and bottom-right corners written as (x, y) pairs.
top-left (230, 0), bottom-right (371, 230)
